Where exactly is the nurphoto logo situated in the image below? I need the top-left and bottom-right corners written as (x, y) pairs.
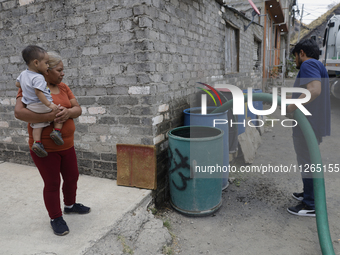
top-left (199, 84), bottom-right (312, 128)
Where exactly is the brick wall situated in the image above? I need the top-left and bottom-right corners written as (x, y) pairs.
top-left (0, 0), bottom-right (263, 204)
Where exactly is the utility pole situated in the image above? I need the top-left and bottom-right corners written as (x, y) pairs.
top-left (297, 4), bottom-right (304, 42)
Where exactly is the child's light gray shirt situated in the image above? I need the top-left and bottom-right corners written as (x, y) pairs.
top-left (17, 69), bottom-right (52, 105)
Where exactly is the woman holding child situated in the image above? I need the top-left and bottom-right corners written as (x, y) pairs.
top-left (15, 48), bottom-right (90, 236)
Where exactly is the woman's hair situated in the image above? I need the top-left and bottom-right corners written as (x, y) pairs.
top-left (47, 51), bottom-right (62, 69)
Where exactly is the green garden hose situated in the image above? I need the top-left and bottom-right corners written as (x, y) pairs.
top-left (212, 92), bottom-right (335, 255)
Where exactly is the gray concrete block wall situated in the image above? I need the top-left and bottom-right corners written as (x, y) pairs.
top-left (0, 0), bottom-right (263, 204)
top-left (135, 0), bottom-right (263, 203)
top-left (1, 0), bottom-right (162, 179)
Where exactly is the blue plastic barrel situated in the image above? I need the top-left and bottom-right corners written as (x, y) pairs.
top-left (168, 126), bottom-right (223, 216)
top-left (183, 107), bottom-right (229, 189)
top-left (203, 88), bottom-right (239, 150)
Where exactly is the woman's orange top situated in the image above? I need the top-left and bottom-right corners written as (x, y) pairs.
top-left (17, 82), bottom-right (77, 152)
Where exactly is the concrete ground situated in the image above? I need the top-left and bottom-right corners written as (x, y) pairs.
top-left (160, 97), bottom-right (340, 255)
top-left (0, 162), bottom-right (155, 255)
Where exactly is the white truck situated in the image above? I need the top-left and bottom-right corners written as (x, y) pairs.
top-left (321, 15), bottom-right (340, 99)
